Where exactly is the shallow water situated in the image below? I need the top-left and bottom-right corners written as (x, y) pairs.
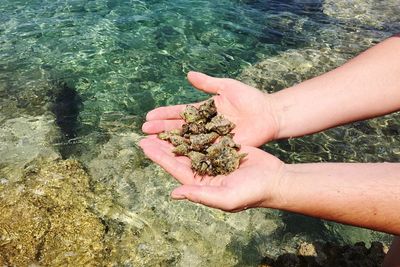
top-left (1, 0), bottom-right (400, 265)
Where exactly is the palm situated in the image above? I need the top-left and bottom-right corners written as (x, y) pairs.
top-left (139, 136), bottom-right (283, 211)
top-left (142, 72), bottom-right (278, 147)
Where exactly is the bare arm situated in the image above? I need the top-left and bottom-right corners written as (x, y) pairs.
top-left (271, 34), bottom-right (400, 139)
top-left (141, 134), bottom-right (400, 235)
top-left (270, 163), bottom-right (400, 235)
top-left (144, 35), bottom-right (400, 146)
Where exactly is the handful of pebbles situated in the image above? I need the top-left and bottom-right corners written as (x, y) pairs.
top-left (158, 99), bottom-right (247, 176)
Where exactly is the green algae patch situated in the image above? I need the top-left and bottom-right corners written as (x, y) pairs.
top-left (0, 159), bottom-right (105, 266)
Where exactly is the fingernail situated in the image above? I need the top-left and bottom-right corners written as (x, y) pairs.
top-left (188, 71), bottom-right (201, 79)
top-left (171, 194), bottom-right (186, 200)
top-left (146, 110), bottom-right (158, 121)
top-left (171, 191), bottom-right (186, 200)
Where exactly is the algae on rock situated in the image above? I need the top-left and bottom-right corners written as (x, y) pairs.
top-left (0, 159), bottom-right (105, 266)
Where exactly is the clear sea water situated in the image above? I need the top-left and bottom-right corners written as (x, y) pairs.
top-left (1, 0), bottom-right (400, 266)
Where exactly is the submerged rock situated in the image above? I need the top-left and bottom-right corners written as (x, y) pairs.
top-left (238, 47), bottom-right (348, 93)
top-left (323, 0), bottom-right (400, 29)
top-left (0, 115), bottom-right (60, 182)
top-left (0, 79), bottom-right (52, 121)
top-left (0, 159), bottom-right (105, 266)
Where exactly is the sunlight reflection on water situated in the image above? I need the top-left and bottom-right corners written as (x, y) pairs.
top-left (0, 0), bottom-right (399, 265)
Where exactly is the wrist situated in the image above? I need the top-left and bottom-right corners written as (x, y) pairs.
top-left (259, 162), bottom-right (290, 209)
top-left (266, 91), bottom-right (286, 141)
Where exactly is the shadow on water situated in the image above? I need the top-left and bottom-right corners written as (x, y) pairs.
top-left (259, 240), bottom-right (387, 267)
top-left (49, 79), bottom-right (109, 159)
top-left (227, 211), bottom-right (336, 266)
top-left (50, 79), bottom-right (84, 158)
top-left (50, 80), bottom-right (82, 140)
top-left (49, 77), bottom-right (120, 160)
top-left (228, 233), bottom-right (268, 266)
top-left (275, 212), bottom-right (335, 242)
top-left (227, 211), bottom-right (388, 266)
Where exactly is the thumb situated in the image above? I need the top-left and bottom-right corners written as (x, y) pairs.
top-left (187, 71), bottom-right (224, 94)
top-left (171, 185), bottom-right (236, 211)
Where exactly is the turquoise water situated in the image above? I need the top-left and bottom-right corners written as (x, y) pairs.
top-left (1, 0), bottom-right (400, 265)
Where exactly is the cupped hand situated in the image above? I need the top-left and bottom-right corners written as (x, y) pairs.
top-left (139, 136), bottom-right (285, 212)
top-left (142, 71), bottom-right (279, 147)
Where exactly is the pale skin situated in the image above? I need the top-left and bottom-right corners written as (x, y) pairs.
top-left (140, 35), bottom-right (400, 265)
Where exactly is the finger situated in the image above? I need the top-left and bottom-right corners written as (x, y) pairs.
top-left (145, 101), bottom-right (205, 121)
top-left (171, 185), bottom-right (236, 211)
top-left (139, 136), bottom-right (182, 157)
top-left (140, 137), bottom-right (192, 165)
top-left (187, 71), bottom-right (225, 94)
top-left (146, 105), bottom-right (187, 121)
top-left (143, 136), bottom-right (176, 153)
top-left (140, 136), bottom-right (181, 157)
top-left (142, 137), bottom-right (193, 174)
top-left (142, 120), bottom-right (185, 134)
top-left (139, 138), bottom-right (195, 184)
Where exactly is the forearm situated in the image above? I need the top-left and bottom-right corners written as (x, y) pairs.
top-left (268, 163), bottom-right (400, 235)
top-left (270, 34), bottom-right (400, 139)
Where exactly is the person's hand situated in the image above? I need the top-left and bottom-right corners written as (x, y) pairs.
top-left (139, 136), bottom-right (285, 212)
top-left (142, 71), bottom-right (279, 147)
